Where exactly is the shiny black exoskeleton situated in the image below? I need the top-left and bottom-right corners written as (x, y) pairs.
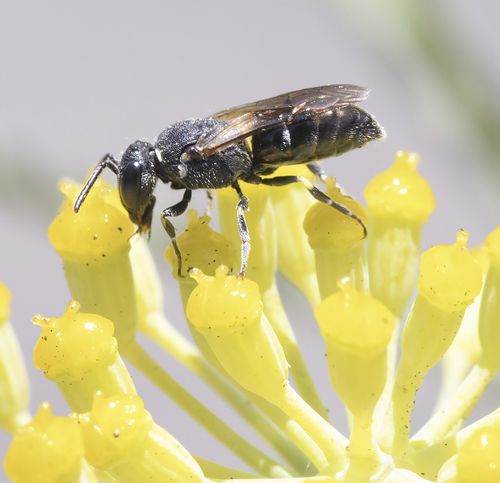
top-left (74, 85), bottom-right (384, 276)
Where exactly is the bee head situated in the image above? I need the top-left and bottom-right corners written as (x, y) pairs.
top-left (118, 141), bottom-right (157, 235)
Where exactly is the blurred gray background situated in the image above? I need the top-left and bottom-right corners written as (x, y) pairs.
top-left (1, 0), bottom-right (500, 479)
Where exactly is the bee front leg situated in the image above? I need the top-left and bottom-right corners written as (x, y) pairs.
top-left (232, 181), bottom-right (251, 278)
top-left (160, 189), bottom-right (192, 277)
top-left (74, 154), bottom-right (119, 212)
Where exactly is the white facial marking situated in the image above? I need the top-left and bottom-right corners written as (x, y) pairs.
top-left (155, 148), bottom-right (163, 162)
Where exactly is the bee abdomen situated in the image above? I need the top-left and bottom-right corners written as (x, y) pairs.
top-left (251, 105), bottom-right (383, 168)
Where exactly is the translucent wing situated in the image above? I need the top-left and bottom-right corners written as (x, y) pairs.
top-left (195, 85), bottom-right (371, 157)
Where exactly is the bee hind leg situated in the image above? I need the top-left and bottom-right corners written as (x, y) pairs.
top-left (306, 162), bottom-right (327, 183)
top-left (160, 189), bottom-right (192, 277)
top-left (249, 174), bottom-right (367, 239)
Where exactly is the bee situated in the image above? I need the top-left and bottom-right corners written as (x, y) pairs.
top-left (74, 84), bottom-right (384, 277)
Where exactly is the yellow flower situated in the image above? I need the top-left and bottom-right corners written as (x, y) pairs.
top-left (3, 151), bottom-right (500, 483)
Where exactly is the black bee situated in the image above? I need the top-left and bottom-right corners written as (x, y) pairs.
top-left (74, 84), bottom-right (384, 276)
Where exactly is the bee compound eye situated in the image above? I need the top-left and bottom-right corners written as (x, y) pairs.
top-left (119, 160), bottom-right (143, 212)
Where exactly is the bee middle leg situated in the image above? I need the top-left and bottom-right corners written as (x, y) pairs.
top-left (247, 174), bottom-right (367, 238)
top-left (205, 189), bottom-right (215, 217)
top-left (160, 189), bottom-right (192, 277)
top-left (232, 181), bottom-right (251, 278)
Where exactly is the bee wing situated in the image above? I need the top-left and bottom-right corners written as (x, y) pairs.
top-left (195, 85), bottom-right (371, 157)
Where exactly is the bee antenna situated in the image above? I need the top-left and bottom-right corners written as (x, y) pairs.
top-left (73, 154), bottom-right (119, 213)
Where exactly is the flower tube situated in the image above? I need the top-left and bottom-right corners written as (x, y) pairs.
top-left (304, 177), bottom-right (369, 301)
top-left (365, 152), bottom-right (437, 434)
top-left (413, 225), bottom-right (500, 449)
top-left (315, 282), bottom-right (395, 482)
top-left (218, 183), bottom-right (329, 421)
top-left (379, 230), bottom-right (482, 460)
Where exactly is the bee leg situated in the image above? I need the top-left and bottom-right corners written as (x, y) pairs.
top-left (74, 154), bottom-right (119, 213)
top-left (232, 181), bottom-right (251, 278)
top-left (160, 189), bottom-right (193, 278)
top-left (251, 174), bottom-right (367, 239)
top-left (205, 189), bottom-right (215, 217)
top-left (306, 162), bottom-right (327, 183)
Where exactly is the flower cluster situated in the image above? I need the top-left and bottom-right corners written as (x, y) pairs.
top-left (2, 151), bottom-right (500, 483)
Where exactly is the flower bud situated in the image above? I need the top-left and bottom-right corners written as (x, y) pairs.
top-left (187, 266), bottom-right (288, 400)
top-left (402, 231), bottom-right (482, 371)
top-left (165, 209), bottom-right (237, 306)
top-left (364, 151), bottom-right (435, 223)
top-left (316, 282), bottom-right (394, 419)
top-left (74, 393), bottom-right (204, 482)
top-left (4, 403), bottom-right (86, 483)
top-left (49, 178), bottom-right (134, 262)
top-left (33, 301), bottom-right (135, 413)
top-left (365, 151), bottom-right (436, 316)
top-left (418, 230), bottom-right (482, 309)
top-left (305, 177), bottom-right (369, 251)
top-left (48, 179), bottom-right (137, 345)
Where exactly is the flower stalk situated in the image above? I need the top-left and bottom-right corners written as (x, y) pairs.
top-left (0, 282), bottom-right (30, 433)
